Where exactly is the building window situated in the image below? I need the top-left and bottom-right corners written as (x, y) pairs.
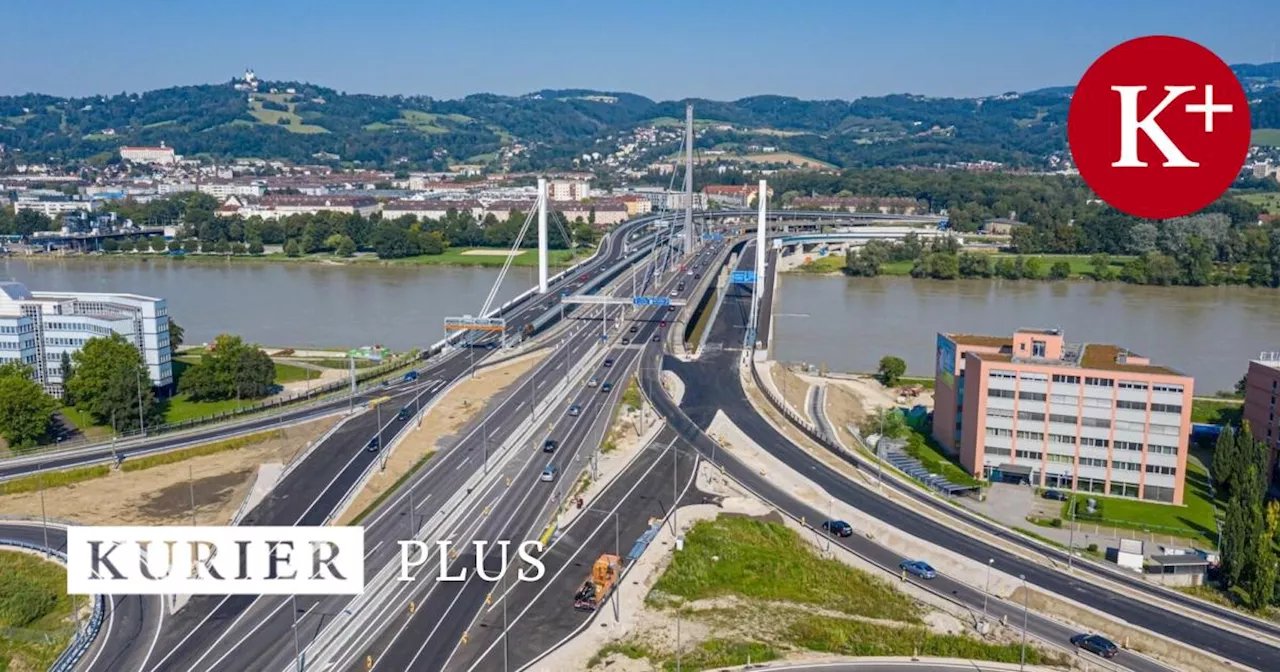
top-left (1149, 423), bottom-right (1181, 436)
top-left (1047, 454), bottom-right (1073, 464)
top-left (1118, 381), bottom-right (1148, 390)
top-left (989, 370), bottom-right (1016, 380)
top-left (1032, 340), bottom-right (1046, 357)
top-left (986, 408), bottom-right (1014, 418)
top-left (1114, 461), bottom-right (1141, 471)
top-left (1081, 417), bottom-right (1112, 429)
top-left (984, 446), bottom-right (1011, 456)
top-left (1116, 400), bottom-right (1147, 411)
top-left (1080, 457), bottom-right (1108, 468)
top-left (1016, 430), bottom-right (1044, 441)
top-left (1018, 391), bottom-right (1047, 402)
top-left (987, 427), bottom-right (1012, 438)
top-left (1142, 485), bottom-right (1175, 503)
top-left (1049, 433), bottom-right (1076, 445)
top-left (1083, 397), bottom-right (1113, 409)
top-left (1084, 376), bottom-right (1114, 388)
top-left (1152, 384), bottom-right (1183, 394)
top-left (1147, 444), bottom-right (1179, 455)
top-left (1015, 449), bottom-right (1042, 460)
top-left (1145, 464), bottom-right (1178, 476)
top-left (1151, 403), bottom-right (1182, 415)
top-left (1081, 437), bottom-right (1109, 448)
top-left (1019, 372), bottom-right (1047, 382)
top-left (1115, 420), bottom-right (1144, 432)
top-left (1050, 394), bottom-right (1077, 405)
top-left (1049, 413), bottom-right (1078, 425)
top-left (1017, 410), bottom-right (1045, 422)
top-left (988, 388), bottom-right (1015, 399)
top-left (1052, 374), bottom-right (1080, 384)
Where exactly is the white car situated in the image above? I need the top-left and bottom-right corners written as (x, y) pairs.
top-left (540, 464), bottom-right (558, 482)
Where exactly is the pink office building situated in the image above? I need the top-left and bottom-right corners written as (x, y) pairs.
top-left (1242, 353), bottom-right (1280, 487)
top-left (932, 329), bottom-right (1194, 504)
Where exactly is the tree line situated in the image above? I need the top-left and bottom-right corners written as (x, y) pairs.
top-left (1213, 423), bottom-right (1280, 610)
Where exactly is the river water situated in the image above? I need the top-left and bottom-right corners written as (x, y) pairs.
top-left (774, 275), bottom-right (1280, 393)
top-left (1, 258), bottom-right (533, 352)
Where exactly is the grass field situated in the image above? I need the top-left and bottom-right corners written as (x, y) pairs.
top-left (649, 516), bottom-right (920, 621)
top-left (1251, 128), bottom-right (1280, 147)
top-left (878, 253), bottom-right (1132, 278)
top-left (309, 357), bottom-right (377, 370)
top-left (0, 551), bottom-right (85, 671)
top-left (789, 255), bottom-right (844, 274)
top-left (1063, 456), bottom-right (1219, 548)
top-left (273, 361), bottom-right (322, 383)
top-left (247, 96), bottom-right (329, 134)
top-left (1239, 192), bottom-right (1280, 214)
top-left (161, 395), bottom-right (254, 424)
top-left (1191, 398), bottom-right (1244, 425)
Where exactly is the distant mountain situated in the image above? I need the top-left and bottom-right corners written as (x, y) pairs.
top-left (1, 63), bottom-right (1277, 172)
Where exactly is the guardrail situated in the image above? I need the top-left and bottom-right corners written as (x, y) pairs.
top-left (0, 537), bottom-right (105, 672)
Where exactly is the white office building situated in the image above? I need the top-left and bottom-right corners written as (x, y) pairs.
top-left (0, 282), bottom-right (173, 397)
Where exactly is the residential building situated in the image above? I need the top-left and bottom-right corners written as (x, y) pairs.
top-left (983, 218), bottom-right (1026, 235)
top-left (1242, 352), bottom-right (1280, 487)
top-left (119, 143), bottom-right (178, 165)
top-left (703, 184), bottom-right (770, 208)
top-left (0, 281), bottom-right (172, 397)
top-left (482, 200), bottom-right (538, 221)
top-left (932, 328), bottom-right (1194, 504)
top-left (215, 195), bottom-right (380, 220)
top-left (13, 195), bottom-right (100, 218)
top-left (547, 178), bottom-right (591, 202)
top-left (618, 195), bottom-right (652, 217)
top-left (789, 195), bottom-right (924, 215)
top-left (560, 201), bottom-right (629, 227)
top-left (383, 199), bottom-right (481, 221)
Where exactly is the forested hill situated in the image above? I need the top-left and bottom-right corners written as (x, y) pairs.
top-left (1, 63), bottom-right (1278, 171)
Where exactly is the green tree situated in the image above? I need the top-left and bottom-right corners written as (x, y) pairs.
top-left (1214, 426), bottom-right (1238, 497)
top-left (1090, 253), bottom-right (1114, 281)
top-left (117, 238), bottom-right (135, 253)
top-left (1023, 256), bottom-right (1044, 280)
top-left (861, 406), bottom-right (908, 440)
top-left (844, 248), bottom-right (881, 277)
top-left (179, 334), bottom-right (277, 401)
top-left (0, 363), bottom-right (57, 449)
top-left (102, 237), bottom-right (119, 253)
top-left (877, 355), bottom-right (907, 387)
top-left (335, 235), bottom-right (357, 257)
top-left (957, 252), bottom-right (992, 278)
top-left (418, 231), bottom-right (446, 255)
top-left (214, 240), bottom-right (231, 255)
top-left (231, 242), bottom-right (247, 255)
top-left (167, 239), bottom-right (183, 252)
top-left (248, 240), bottom-right (265, 255)
top-left (1048, 260), bottom-right (1071, 279)
top-left (284, 239), bottom-right (301, 257)
top-left (150, 237), bottom-right (168, 252)
top-left (167, 318), bottom-right (185, 350)
top-left (65, 333), bottom-right (159, 433)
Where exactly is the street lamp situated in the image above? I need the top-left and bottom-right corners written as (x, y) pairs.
top-left (291, 594), bottom-right (303, 672)
top-left (1019, 574), bottom-right (1028, 671)
top-left (982, 558), bottom-right (994, 628)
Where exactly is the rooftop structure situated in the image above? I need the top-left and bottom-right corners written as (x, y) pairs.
top-left (1242, 352), bottom-right (1280, 488)
top-left (933, 328), bottom-right (1193, 504)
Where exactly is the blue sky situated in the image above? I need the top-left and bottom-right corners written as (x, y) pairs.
top-left (4, 0), bottom-right (1278, 100)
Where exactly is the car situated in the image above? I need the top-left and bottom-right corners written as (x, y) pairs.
top-left (900, 560), bottom-right (936, 579)
top-left (543, 439), bottom-right (559, 453)
top-left (540, 464), bottom-right (558, 482)
top-left (601, 381), bottom-right (614, 392)
top-left (667, 305), bottom-right (676, 312)
top-left (629, 325), bottom-right (638, 333)
top-left (1070, 634), bottom-right (1119, 658)
top-left (603, 358), bottom-right (614, 367)
top-left (669, 289), bottom-right (679, 297)
top-left (621, 337), bottom-right (630, 345)
top-left (651, 334), bottom-right (660, 342)
top-left (677, 283), bottom-right (685, 291)
top-left (1042, 489), bottom-right (1069, 501)
top-left (659, 320), bottom-right (666, 327)
top-left (822, 520), bottom-right (853, 537)
top-left (397, 407), bottom-right (411, 421)
top-left (567, 404), bottom-right (581, 416)
top-left (579, 273), bottom-right (590, 281)
top-left (686, 270), bottom-right (694, 276)
top-left (694, 273), bottom-right (701, 279)
top-left (403, 370), bottom-right (419, 382)
top-left (587, 376), bottom-right (599, 387)
top-left (366, 437), bottom-right (380, 452)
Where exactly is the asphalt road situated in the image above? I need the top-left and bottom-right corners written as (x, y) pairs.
top-left (644, 241), bottom-right (1272, 671)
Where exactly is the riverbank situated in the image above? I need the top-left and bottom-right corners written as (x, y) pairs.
top-left (11, 245), bottom-right (588, 269)
top-left (788, 252), bottom-right (1131, 280)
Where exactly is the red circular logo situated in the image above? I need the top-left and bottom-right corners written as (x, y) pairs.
top-left (1067, 35), bottom-right (1251, 220)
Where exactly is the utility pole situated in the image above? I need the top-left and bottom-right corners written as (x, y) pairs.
top-left (188, 464), bottom-right (197, 526)
top-left (1019, 574), bottom-right (1029, 671)
top-left (683, 103), bottom-right (694, 259)
top-left (982, 558), bottom-right (994, 628)
top-left (291, 594), bottom-right (303, 672)
top-left (38, 467), bottom-right (49, 557)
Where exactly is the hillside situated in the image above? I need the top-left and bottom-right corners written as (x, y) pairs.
top-left (1, 63), bottom-right (1278, 171)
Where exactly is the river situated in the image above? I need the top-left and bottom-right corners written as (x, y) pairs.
top-left (774, 275), bottom-right (1280, 393)
top-left (1, 258), bottom-right (536, 352)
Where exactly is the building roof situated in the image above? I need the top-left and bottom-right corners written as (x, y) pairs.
top-left (948, 333), bottom-right (1013, 348)
top-left (1080, 344), bottom-right (1180, 376)
top-left (0, 281), bottom-right (33, 302)
top-left (1149, 554), bottom-right (1210, 567)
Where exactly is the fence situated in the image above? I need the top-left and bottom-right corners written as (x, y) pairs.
top-left (0, 537), bottom-right (105, 672)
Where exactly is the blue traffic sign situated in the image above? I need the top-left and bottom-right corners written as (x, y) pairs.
top-left (731, 270), bottom-right (757, 284)
top-left (632, 296), bottom-right (651, 306)
top-left (702, 233), bottom-right (725, 241)
top-left (632, 296), bottom-right (670, 306)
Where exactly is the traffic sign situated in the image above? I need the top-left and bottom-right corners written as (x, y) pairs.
top-left (632, 296), bottom-right (670, 306)
top-left (632, 296), bottom-right (651, 306)
top-left (1067, 36), bottom-right (1250, 219)
top-left (445, 316), bottom-right (506, 332)
top-left (731, 270), bottom-right (757, 284)
top-left (703, 233), bottom-right (724, 241)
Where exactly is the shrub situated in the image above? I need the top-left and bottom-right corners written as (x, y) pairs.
top-left (1049, 518), bottom-right (1063, 528)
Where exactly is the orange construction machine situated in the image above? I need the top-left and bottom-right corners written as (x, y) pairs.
top-left (573, 554), bottom-right (621, 611)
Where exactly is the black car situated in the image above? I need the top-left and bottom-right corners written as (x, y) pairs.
top-left (601, 381), bottom-right (614, 392)
top-left (651, 334), bottom-right (660, 342)
top-left (621, 337), bottom-right (630, 345)
top-left (397, 407), bottom-right (411, 421)
top-left (1043, 489), bottom-right (1069, 501)
top-left (366, 436), bottom-right (380, 452)
top-left (821, 520), bottom-right (853, 537)
top-left (603, 358), bottom-right (614, 367)
top-left (629, 325), bottom-right (638, 333)
top-left (543, 439), bottom-right (559, 453)
top-left (1070, 634), bottom-right (1118, 658)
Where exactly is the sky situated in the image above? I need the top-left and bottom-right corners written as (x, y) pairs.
top-left (4, 0), bottom-right (1279, 101)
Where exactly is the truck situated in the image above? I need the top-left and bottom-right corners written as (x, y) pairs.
top-left (573, 554), bottom-right (621, 611)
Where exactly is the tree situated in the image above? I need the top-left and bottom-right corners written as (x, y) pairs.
top-left (1090, 253), bottom-right (1114, 281)
top-left (65, 333), bottom-right (159, 433)
top-left (335, 235), bottom-right (357, 257)
top-left (248, 240), bottom-right (265, 255)
top-left (179, 334), bottom-right (276, 401)
top-left (1128, 222), bottom-right (1158, 254)
top-left (1235, 375), bottom-right (1248, 397)
top-left (877, 355), bottom-right (907, 387)
top-left (0, 363), bottom-right (57, 450)
top-left (102, 237), bottom-right (119, 253)
top-left (167, 318), bottom-right (185, 350)
top-left (1048, 260), bottom-right (1071, 279)
top-left (150, 237), bottom-right (168, 252)
top-left (1023, 256), bottom-right (1044, 280)
top-left (958, 252), bottom-right (992, 278)
top-left (167, 239), bottom-right (182, 252)
top-left (861, 406), bottom-right (908, 440)
top-left (844, 248), bottom-right (881, 277)
top-left (231, 242), bottom-right (247, 255)
top-left (1222, 423), bottom-right (1268, 593)
top-left (214, 240), bottom-right (231, 255)
top-left (284, 239), bottom-right (301, 257)
top-left (1214, 425), bottom-right (1238, 497)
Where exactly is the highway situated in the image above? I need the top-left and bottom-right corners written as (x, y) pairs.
top-left (644, 239), bottom-right (1274, 671)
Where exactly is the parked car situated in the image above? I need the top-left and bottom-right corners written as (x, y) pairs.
top-left (822, 520), bottom-right (853, 537)
top-left (397, 407), bottom-right (411, 421)
top-left (567, 404), bottom-right (581, 417)
top-left (899, 560), bottom-right (937, 579)
top-left (1070, 633), bottom-right (1119, 659)
top-left (1043, 489), bottom-right (1069, 501)
top-left (543, 439), bottom-right (559, 453)
top-left (366, 436), bottom-right (380, 452)
top-left (601, 381), bottom-right (614, 392)
top-left (541, 464), bottom-right (558, 482)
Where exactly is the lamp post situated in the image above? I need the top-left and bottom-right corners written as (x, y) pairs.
top-left (982, 558), bottom-right (994, 628)
top-left (291, 594), bottom-right (303, 672)
top-left (38, 467), bottom-right (49, 557)
top-left (1019, 574), bottom-right (1029, 671)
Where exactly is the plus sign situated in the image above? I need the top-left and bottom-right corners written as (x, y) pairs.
top-left (1184, 85), bottom-right (1233, 133)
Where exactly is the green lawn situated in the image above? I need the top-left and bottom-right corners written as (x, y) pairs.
top-left (1191, 398), bottom-right (1244, 425)
top-left (789, 255), bottom-right (844, 274)
top-left (0, 551), bottom-right (86, 671)
top-left (1239, 192), bottom-right (1280, 214)
top-left (877, 254), bottom-right (1131, 279)
top-left (1062, 457), bottom-right (1219, 548)
top-left (160, 394), bottom-right (254, 425)
top-left (649, 516), bottom-right (920, 622)
top-left (1251, 128), bottom-right (1280, 147)
top-left (273, 362), bottom-right (321, 383)
top-left (57, 405), bottom-right (110, 440)
top-left (902, 425), bottom-right (982, 487)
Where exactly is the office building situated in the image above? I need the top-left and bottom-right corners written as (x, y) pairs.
top-left (932, 328), bottom-right (1194, 504)
top-left (119, 143), bottom-right (178, 165)
top-left (13, 195), bottom-right (100, 218)
top-left (0, 281), bottom-right (173, 397)
top-left (1242, 352), bottom-right (1280, 487)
